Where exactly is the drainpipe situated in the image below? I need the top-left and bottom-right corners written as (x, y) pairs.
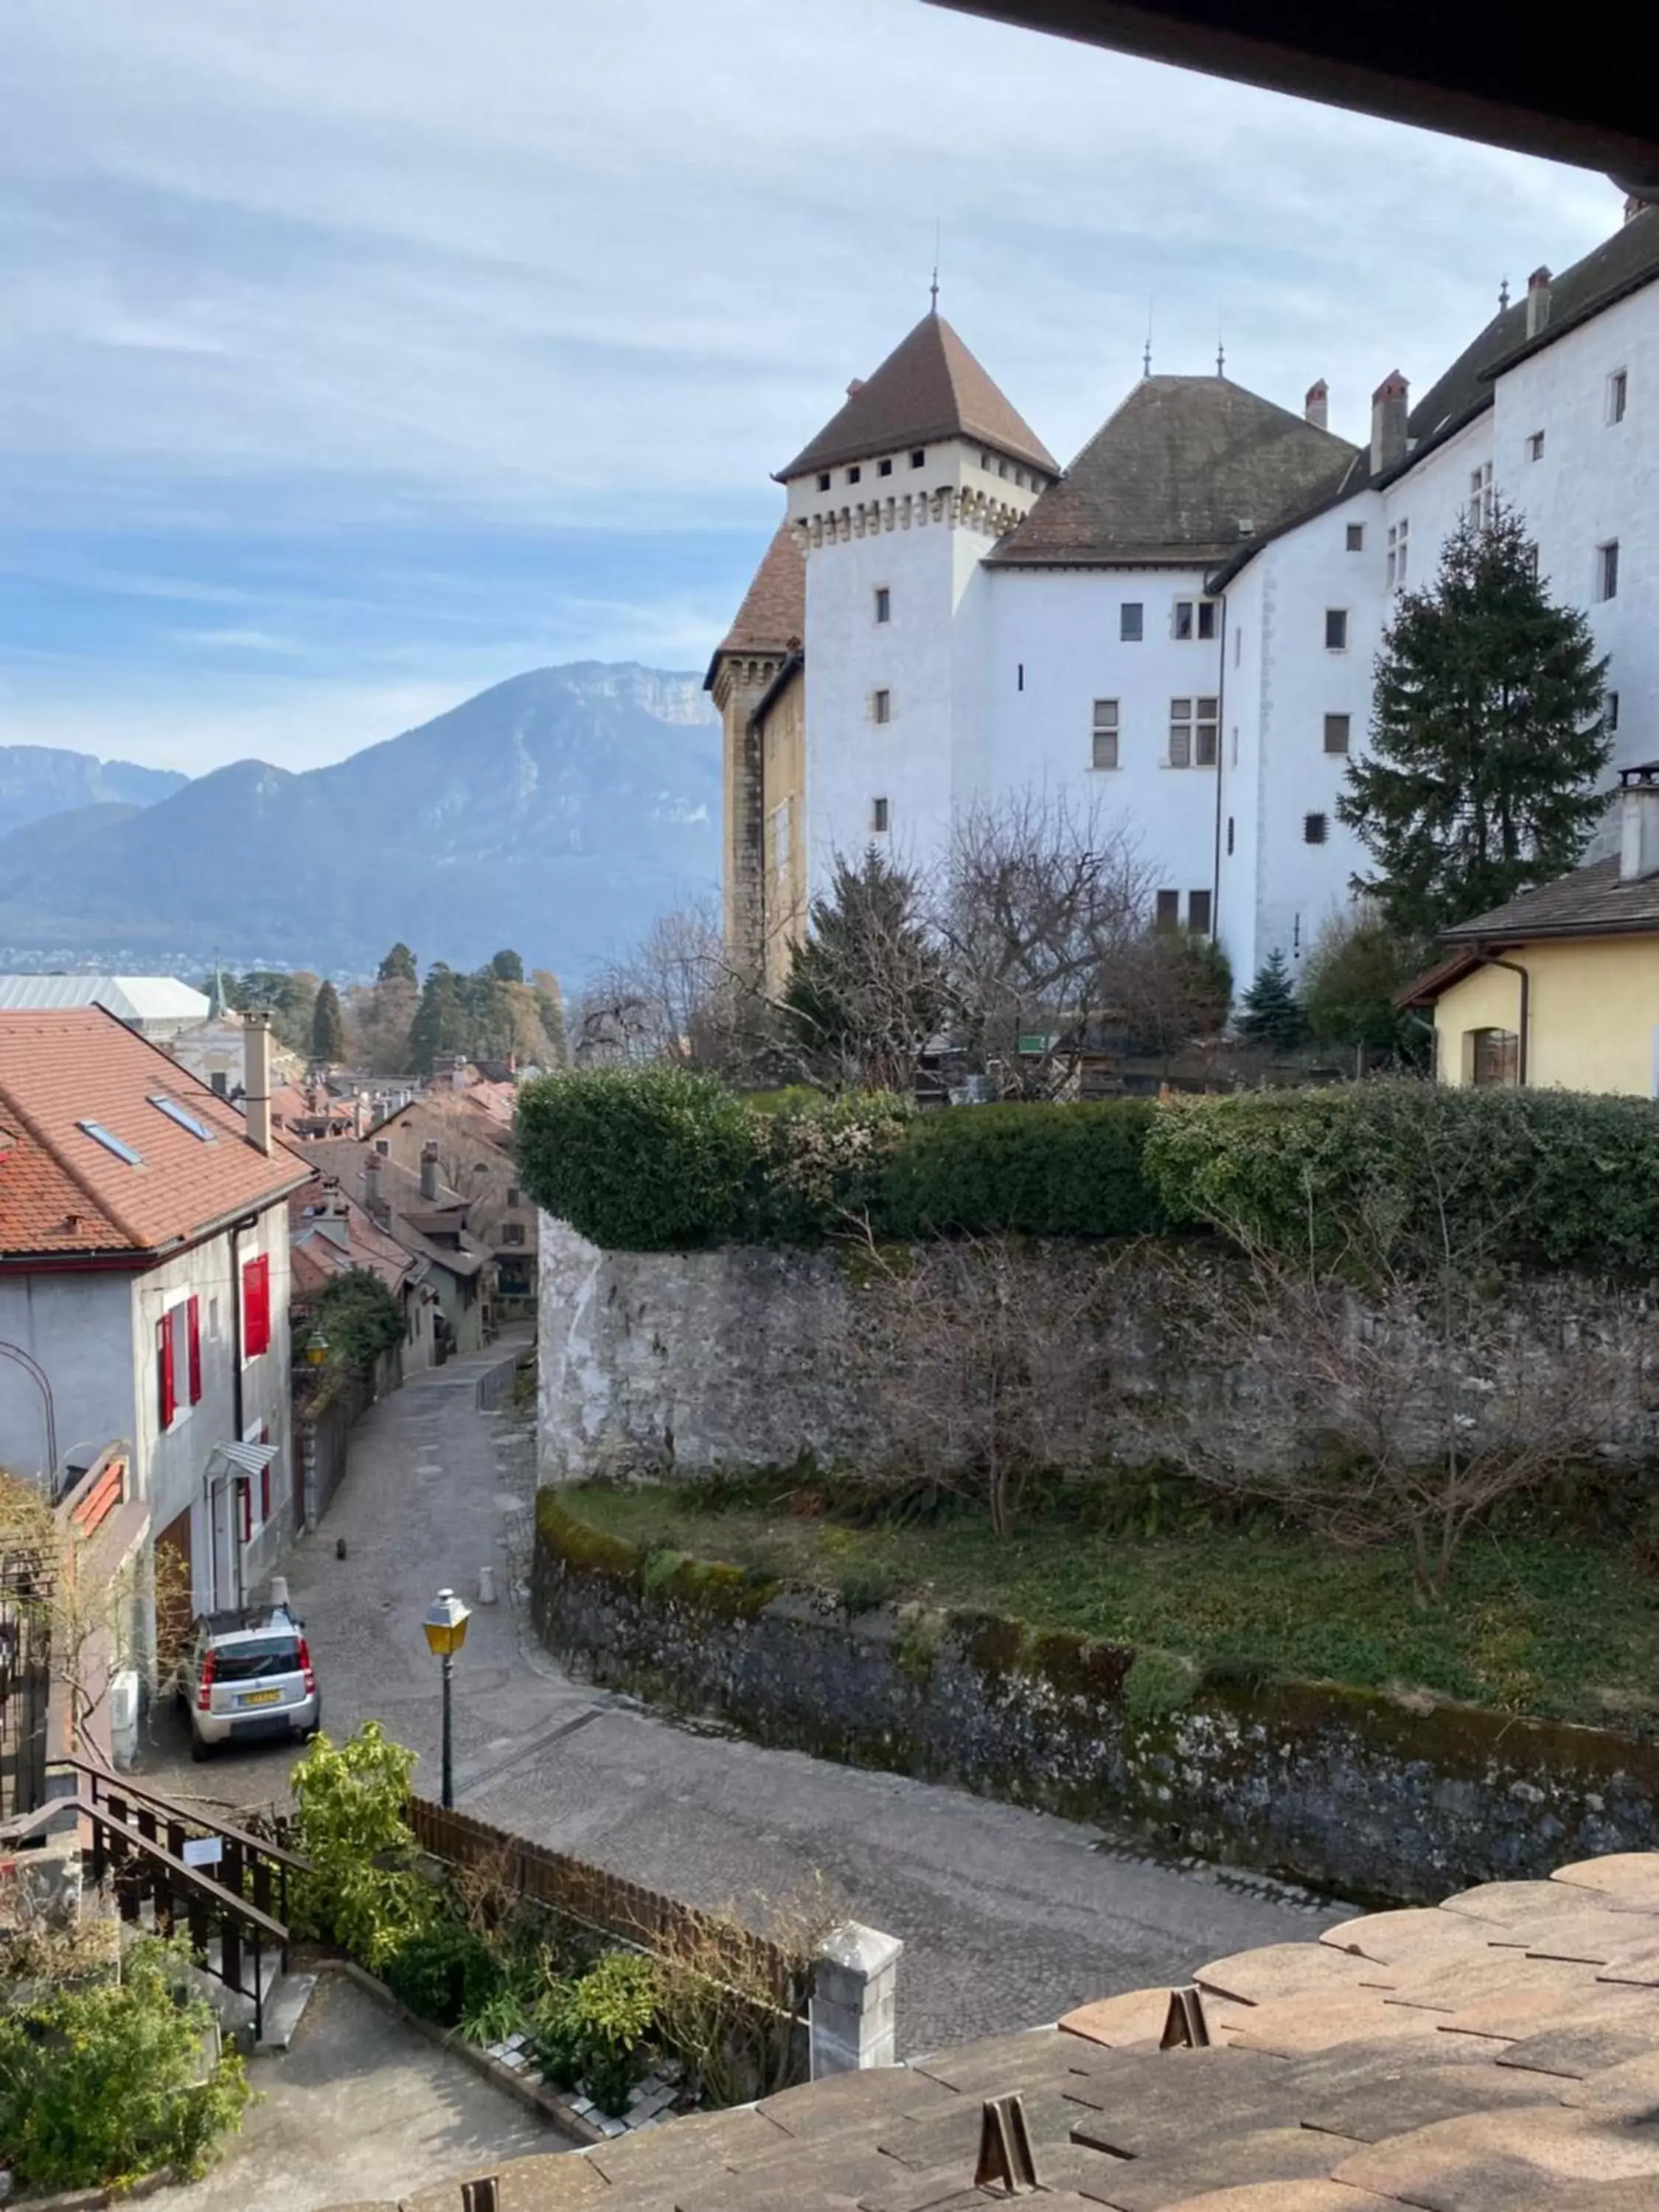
top-left (1472, 947), bottom-right (1530, 1085)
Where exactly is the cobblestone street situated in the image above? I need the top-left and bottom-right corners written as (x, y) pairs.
top-left (139, 1334), bottom-right (1339, 2054)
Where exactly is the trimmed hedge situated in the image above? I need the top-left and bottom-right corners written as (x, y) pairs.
top-left (1145, 1081), bottom-right (1659, 1273)
top-left (515, 1065), bottom-right (755, 1251)
top-left (879, 1101), bottom-right (1166, 1237)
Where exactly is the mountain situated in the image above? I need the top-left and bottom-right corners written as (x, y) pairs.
top-left (0, 664), bottom-right (719, 977)
top-left (0, 745), bottom-right (187, 840)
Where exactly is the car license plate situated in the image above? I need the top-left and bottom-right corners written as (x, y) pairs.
top-left (238, 1688), bottom-right (281, 1708)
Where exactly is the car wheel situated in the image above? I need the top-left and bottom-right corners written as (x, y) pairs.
top-left (190, 1731), bottom-right (214, 1763)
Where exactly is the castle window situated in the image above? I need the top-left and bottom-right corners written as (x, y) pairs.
top-left (1325, 608), bottom-right (1349, 650)
top-left (1091, 699), bottom-right (1120, 770)
top-left (1386, 520), bottom-right (1409, 587)
top-left (1467, 462), bottom-right (1493, 527)
top-left (871, 796), bottom-right (890, 834)
top-left (874, 585), bottom-right (891, 625)
top-left (878, 457), bottom-right (893, 477)
top-left (847, 465), bottom-right (861, 485)
top-left (1528, 430), bottom-right (1545, 462)
top-left (1607, 369), bottom-right (1628, 425)
top-left (873, 689), bottom-right (891, 725)
top-left (1155, 890), bottom-right (1180, 931)
top-left (1608, 690), bottom-right (1621, 731)
top-left (1304, 812), bottom-right (1328, 844)
top-left (1187, 890), bottom-right (1212, 935)
top-left (817, 473), bottom-right (830, 492)
top-left (911, 449), bottom-right (925, 467)
top-left (1168, 696), bottom-right (1219, 768)
top-left (1324, 713), bottom-right (1351, 755)
top-left (1172, 599), bottom-right (1217, 641)
top-left (1346, 523), bottom-right (1365, 551)
top-left (1599, 540), bottom-right (1621, 600)
top-left (998, 459), bottom-right (1009, 479)
top-left (1226, 815), bottom-right (1235, 856)
top-left (1120, 602), bottom-right (1144, 643)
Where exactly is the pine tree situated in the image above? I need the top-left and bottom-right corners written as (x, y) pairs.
top-left (783, 847), bottom-right (946, 1091)
top-left (488, 947), bottom-right (524, 984)
top-left (1340, 501), bottom-right (1611, 936)
top-left (310, 978), bottom-right (346, 1064)
top-left (378, 942), bottom-right (418, 984)
top-left (1237, 950), bottom-right (1306, 1051)
top-left (408, 964), bottom-right (470, 1074)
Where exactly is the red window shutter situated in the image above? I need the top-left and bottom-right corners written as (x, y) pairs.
top-left (187, 1295), bottom-right (203, 1404)
top-left (243, 1254), bottom-right (271, 1359)
top-left (157, 1312), bottom-right (176, 1429)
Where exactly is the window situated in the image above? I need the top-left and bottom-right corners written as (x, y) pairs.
top-left (878, 457), bottom-right (893, 477)
top-left (209, 1071), bottom-right (229, 1097)
top-left (1346, 523), bottom-right (1366, 551)
top-left (1324, 713), bottom-right (1352, 755)
top-left (150, 1094), bottom-right (215, 1142)
top-left (1226, 815), bottom-right (1235, 856)
top-left (1467, 461), bottom-right (1494, 527)
top-left (1386, 518), bottom-right (1409, 588)
top-left (501, 1222), bottom-right (526, 1246)
top-left (157, 1311), bottom-right (176, 1430)
top-left (871, 796), bottom-right (889, 834)
top-left (242, 1253), bottom-right (271, 1360)
top-left (1325, 608), bottom-right (1349, 650)
top-left (1155, 889), bottom-right (1180, 931)
top-left (1187, 889), bottom-right (1212, 936)
top-left (1608, 690), bottom-right (1621, 732)
top-left (1234, 626), bottom-right (1242, 667)
top-left (998, 459), bottom-right (1009, 479)
top-left (375, 1138), bottom-right (389, 1155)
top-left (1528, 430), bottom-right (1545, 462)
top-left (77, 1119), bottom-right (142, 1166)
top-left (817, 473), bottom-right (830, 493)
top-left (1304, 812), bottom-right (1328, 844)
top-left (1468, 1027), bottom-right (1519, 1087)
top-left (1172, 599), bottom-right (1217, 640)
top-left (847, 465), bottom-right (861, 484)
top-left (1166, 696), bottom-right (1218, 767)
top-left (1016, 662), bottom-right (1024, 692)
top-left (507, 1186), bottom-right (521, 1208)
top-left (1120, 602), bottom-right (1143, 642)
top-left (910, 449), bottom-right (925, 467)
top-left (873, 585), bottom-right (891, 624)
top-left (872, 688), bottom-right (891, 724)
top-left (979, 450), bottom-right (991, 468)
top-left (1599, 540), bottom-right (1621, 600)
top-left (1091, 699), bottom-right (1120, 770)
top-left (1608, 369), bottom-right (1628, 424)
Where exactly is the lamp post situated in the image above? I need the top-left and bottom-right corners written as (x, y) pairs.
top-left (422, 1587), bottom-right (471, 1809)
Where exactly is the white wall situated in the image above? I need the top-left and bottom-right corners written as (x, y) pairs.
top-left (0, 1271), bottom-right (136, 1483)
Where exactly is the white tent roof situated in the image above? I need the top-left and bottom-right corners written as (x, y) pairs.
top-left (0, 974), bottom-right (210, 1023)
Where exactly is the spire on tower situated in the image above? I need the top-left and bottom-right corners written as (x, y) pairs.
top-left (930, 217), bottom-right (941, 313)
top-left (1499, 275), bottom-right (1511, 311)
top-left (1143, 298), bottom-right (1153, 379)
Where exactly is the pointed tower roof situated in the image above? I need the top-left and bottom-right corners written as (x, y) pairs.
top-left (703, 523), bottom-right (806, 689)
top-left (777, 312), bottom-right (1057, 482)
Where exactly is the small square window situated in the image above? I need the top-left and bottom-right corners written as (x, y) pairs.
top-left (1173, 599), bottom-right (1215, 641)
top-left (1155, 889), bottom-right (1180, 931)
top-left (878, 456), bottom-right (893, 477)
top-left (1174, 601), bottom-right (1194, 641)
top-left (1599, 540), bottom-right (1620, 601)
top-left (1120, 602), bottom-right (1144, 642)
top-left (1091, 698), bottom-right (1119, 771)
top-left (1325, 608), bottom-right (1349, 650)
top-left (1187, 889), bottom-right (1212, 936)
top-left (1608, 369), bottom-right (1628, 424)
top-left (1528, 430), bottom-right (1545, 462)
top-left (1324, 713), bottom-right (1351, 755)
top-left (1346, 523), bottom-right (1365, 551)
top-left (871, 796), bottom-right (890, 834)
top-left (817, 472), bottom-right (830, 492)
top-left (1304, 812), bottom-right (1328, 844)
top-left (1607, 690), bottom-right (1621, 732)
top-left (874, 586), bottom-right (891, 625)
top-left (873, 689), bottom-right (891, 724)
top-left (910, 449), bottom-right (925, 467)
top-left (847, 465), bottom-right (861, 484)
top-left (998, 459), bottom-right (1009, 479)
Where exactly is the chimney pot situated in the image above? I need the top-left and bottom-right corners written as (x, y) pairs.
top-left (1526, 266), bottom-right (1553, 338)
top-left (1304, 379), bottom-right (1329, 431)
top-left (420, 1140), bottom-right (441, 1202)
top-left (846, 377), bottom-right (865, 397)
top-left (1626, 193), bottom-right (1647, 225)
top-left (243, 1012), bottom-right (273, 1156)
top-left (1369, 372), bottom-right (1409, 478)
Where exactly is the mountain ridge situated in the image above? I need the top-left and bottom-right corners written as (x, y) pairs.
top-left (0, 745), bottom-right (187, 841)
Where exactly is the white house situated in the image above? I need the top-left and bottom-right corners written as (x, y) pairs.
top-left (712, 197), bottom-right (1659, 999)
top-left (0, 1006), bottom-right (310, 1617)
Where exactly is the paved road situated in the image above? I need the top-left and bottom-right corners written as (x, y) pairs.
top-left (138, 1335), bottom-right (1339, 2055)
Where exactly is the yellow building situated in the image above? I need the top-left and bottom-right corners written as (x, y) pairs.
top-left (1402, 764), bottom-right (1659, 1095)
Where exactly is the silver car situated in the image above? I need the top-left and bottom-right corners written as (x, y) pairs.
top-left (179, 1604), bottom-right (320, 1759)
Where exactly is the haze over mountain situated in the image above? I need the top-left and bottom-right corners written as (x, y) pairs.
top-left (0, 665), bottom-right (719, 978)
top-left (0, 746), bottom-right (187, 841)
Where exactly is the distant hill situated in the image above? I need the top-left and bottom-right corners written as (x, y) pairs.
top-left (0, 665), bottom-right (720, 977)
top-left (0, 745), bottom-right (186, 841)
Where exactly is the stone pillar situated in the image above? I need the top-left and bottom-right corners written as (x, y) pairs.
top-left (810, 1921), bottom-right (904, 2077)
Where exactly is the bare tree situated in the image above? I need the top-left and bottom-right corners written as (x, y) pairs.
top-left (1116, 928), bottom-right (1233, 1077)
top-left (936, 790), bottom-right (1153, 1096)
top-left (574, 901), bottom-right (732, 1068)
top-left (847, 1230), bottom-right (1113, 1536)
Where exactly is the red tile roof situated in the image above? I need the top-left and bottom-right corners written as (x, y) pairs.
top-left (0, 1008), bottom-right (310, 1262)
top-left (714, 524), bottom-right (807, 661)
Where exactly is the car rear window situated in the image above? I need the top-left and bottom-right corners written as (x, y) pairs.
top-left (212, 1636), bottom-right (302, 1682)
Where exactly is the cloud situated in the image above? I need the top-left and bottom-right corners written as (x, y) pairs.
top-left (0, 0), bottom-right (1627, 771)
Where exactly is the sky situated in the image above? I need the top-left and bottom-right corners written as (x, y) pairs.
top-left (0, 0), bottom-right (1622, 779)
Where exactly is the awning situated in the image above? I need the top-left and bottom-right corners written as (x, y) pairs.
top-left (206, 1439), bottom-right (278, 1484)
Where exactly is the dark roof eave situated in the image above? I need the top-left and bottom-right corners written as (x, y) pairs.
top-left (776, 421), bottom-right (1057, 484)
top-left (1442, 914), bottom-right (1659, 946)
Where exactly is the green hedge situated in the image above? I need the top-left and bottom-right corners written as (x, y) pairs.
top-left (879, 1102), bottom-right (1166, 1237)
top-left (1145, 1080), bottom-right (1659, 1272)
top-left (516, 1066), bottom-right (756, 1251)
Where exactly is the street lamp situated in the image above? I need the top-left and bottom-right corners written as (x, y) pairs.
top-left (422, 1587), bottom-right (471, 1809)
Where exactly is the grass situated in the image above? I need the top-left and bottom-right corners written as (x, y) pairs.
top-left (565, 1480), bottom-right (1659, 1728)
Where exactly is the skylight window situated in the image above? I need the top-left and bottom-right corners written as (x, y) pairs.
top-left (150, 1094), bottom-right (215, 1143)
top-left (78, 1120), bottom-right (143, 1166)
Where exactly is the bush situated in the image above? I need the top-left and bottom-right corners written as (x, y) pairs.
top-left (383, 1915), bottom-right (503, 2028)
top-left (516, 1066), bottom-right (758, 1250)
top-left (0, 1935), bottom-right (249, 2191)
top-left (878, 1102), bottom-right (1166, 1238)
top-left (532, 1952), bottom-right (664, 2115)
top-left (1144, 1080), bottom-right (1659, 1273)
top-left (310, 1267), bottom-right (406, 1370)
top-left (289, 1722), bottom-right (431, 1972)
top-left (748, 1090), bottom-right (913, 1241)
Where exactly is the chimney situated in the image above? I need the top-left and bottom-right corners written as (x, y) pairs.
top-left (1627, 194), bottom-right (1648, 226)
top-left (420, 1140), bottom-right (441, 1202)
top-left (243, 1012), bottom-right (273, 1156)
top-left (1620, 764), bottom-right (1659, 881)
top-left (1304, 379), bottom-right (1329, 431)
top-left (363, 1150), bottom-right (389, 1224)
top-left (1525, 266), bottom-right (1552, 339)
top-left (1369, 372), bottom-right (1409, 477)
top-left (846, 377), bottom-right (865, 397)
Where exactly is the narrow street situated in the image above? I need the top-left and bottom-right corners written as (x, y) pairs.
top-left (139, 1334), bottom-right (1338, 2055)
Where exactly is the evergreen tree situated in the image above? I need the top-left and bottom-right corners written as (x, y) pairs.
top-left (783, 847), bottom-right (946, 1091)
top-left (488, 947), bottom-right (524, 984)
top-left (1300, 907), bottom-right (1422, 1062)
top-left (1340, 501), bottom-right (1611, 936)
top-left (408, 964), bottom-right (470, 1074)
top-left (1237, 950), bottom-right (1306, 1051)
top-left (310, 979), bottom-right (346, 1064)
top-left (378, 942), bottom-right (418, 984)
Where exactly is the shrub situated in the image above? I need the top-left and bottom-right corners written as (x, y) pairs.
top-left (878, 1101), bottom-right (1166, 1239)
top-left (383, 1915), bottom-right (503, 2028)
top-left (0, 1935), bottom-right (249, 2191)
top-left (310, 1267), bottom-right (406, 1370)
top-left (748, 1090), bottom-right (913, 1240)
top-left (1144, 1080), bottom-right (1659, 1275)
top-left (516, 1066), bottom-right (757, 1250)
top-left (289, 1722), bottom-right (432, 1972)
top-left (532, 1951), bottom-right (664, 2115)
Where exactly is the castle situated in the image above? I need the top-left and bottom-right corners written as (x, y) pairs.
top-left (708, 199), bottom-right (1659, 994)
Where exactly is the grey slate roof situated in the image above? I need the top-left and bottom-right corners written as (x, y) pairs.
top-left (1439, 854), bottom-right (1659, 943)
top-left (989, 375), bottom-right (1361, 568)
top-left (777, 312), bottom-right (1057, 482)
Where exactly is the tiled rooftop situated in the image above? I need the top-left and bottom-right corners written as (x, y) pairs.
top-left (359, 1851), bottom-right (1659, 2212)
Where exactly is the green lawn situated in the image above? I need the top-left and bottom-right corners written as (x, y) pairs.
top-left (566, 1481), bottom-right (1659, 1728)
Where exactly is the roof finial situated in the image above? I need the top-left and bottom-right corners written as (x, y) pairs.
top-left (1498, 274), bottom-right (1511, 312)
top-left (1216, 307), bottom-right (1225, 378)
top-left (1143, 296), bottom-right (1154, 379)
top-left (930, 217), bottom-right (940, 313)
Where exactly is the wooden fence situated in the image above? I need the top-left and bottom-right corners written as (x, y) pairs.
top-left (406, 1794), bottom-right (809, 2017)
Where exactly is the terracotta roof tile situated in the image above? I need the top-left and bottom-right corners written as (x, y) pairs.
top-left (778, 311), bottom-right (1056, 481)
top-left (712, 524), bottom-right (807, 667)
top-left (0, 1007), bottom-right (309, 1260)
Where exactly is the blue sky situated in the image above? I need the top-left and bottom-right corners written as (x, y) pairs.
top-left (0, 0), bottom-right (1621, 776)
